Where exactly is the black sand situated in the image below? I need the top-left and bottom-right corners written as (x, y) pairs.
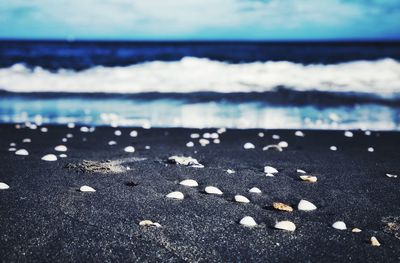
top-left (0, 124), bottom-right (399, 262)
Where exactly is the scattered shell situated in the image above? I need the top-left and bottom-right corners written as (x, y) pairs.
top-left (199, 138), bottom-right (210, 146)
top-left (274, 221), bottom-right (296, 231)
top-left (295, 131), bottom-right (305, 137)
top-left (264, 166), bottom-right (278, 174)
top-left (66, 133), bottom-right (73, 138)
top-left (386, 173), bottom-right (398, 178)
top-left (139, 220), bottom-right (161, 227)
top-left (129, 130), bottom-right (138, 137)
top-left (80, 185), bottom-right (96, 192)
top-left (8, 148), bottom-right (16, 152)
top-left (368, 147), bottom-right (374, 152)
top-left (278, 141), bottom-right (288, 148)
top-left (235, 195), bottom-right (250, 203)
top-left (330, 146), bottom-right (337, 151)
top-left (272, 134), bottom-right (280, 140)
top-left (244, 142), bottom-right (255, 149)
top-left (299, 175), bottom-right (318, 183)
top-left (145, 145), bottom-right (151, 150)
top-left (213, 139), bottom-right (220, 144)
top-left (262, 145), bottom-right (283, 151)
top-left (370, 236), bottom-right (381, 246)
top-left (332, 221), bottom-right (347, 230)
top-left (22, 138), bottom-right (31, 143)
top-left (273, 202), bottom-right (293, 212)
top-left (54, 145), bottom-right (67, 152)
top-left (166, 191), bottom-right (184, 200)
top-left (365, 130), bottom-right (371, 136)
top-left (186, 141), bottom-right (194, 147)
top-left (124, 146), bottom-right (135, 153)
top-left (297, 169), bottom-right (306, 174)
top-left (249, 187), bottom-right (262, 194)
top-left (226, 169), bottom-right (235, 174)
top-left (67, 122), bottom-right (75, 128)
top-left (190, 133), bottom-right (200, 139)
top-left (352, 228), bottom-right (362, 233)
top-left (168, 156), bottom-right (204, 168)
top-left (265, 173), bottom-right (275, 177)
top-left (205, 186), bottom-right (223, 195)
top-left (179, 179), bottom-right (198, 187)
top-left (114, 130), bottom-right (122, 136)
top-left (59, 154), bottom-right (67, 158)
top-left (344, 131), bottom-right (354, 137)
top-left (9, 142), bottom-right (16, 147)
top-left (80, 126), bottom-right (89, 132)
top-left (210, 133), bottom-right (219, 139)
top-left (0, 182), bottom-right (10, 190)
top-left (62, 138), bottom-right (67, 143)
top-left (15, 149), bottom-right (29, 156)
top-left (217, 128), bottom-right (226, 134)
top-left (108, 140), bottom-right (117, 145)
top-left (298, 199), bottom-right (317, 211)
top-left (258, 132), bottom-right (264, 137)
top-left (239, 216), bottom-right (257, 227)
top-left (40, 127), bottom-right (48, 132)
top-left (41, 154), bottom-right (57, 161)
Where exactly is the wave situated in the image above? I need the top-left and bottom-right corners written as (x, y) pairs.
top-left (1, 57), bottom-right (400, 96)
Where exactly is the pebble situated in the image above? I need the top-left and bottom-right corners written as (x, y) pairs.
top-left (332, 221), bottom-right (347, 230)
top-left (264, 166), bottom-right (278, 174)
top-left (139, 220), bottom-right (161, 227)
top-left (344, 131), bottom-right (354, 137)
top-left (330, 146), bottom-right (337, 151)
top-left (205, 186), bottom-right (223, 195)
top-left (272, 202), bottom-right (293, 212)
top-left (352, 228), bottom-right (362, 233)
top-left (166, 191), bottom-right (184, 200)
top-left (239, 216), bottom-right (257, 227)
top-left (124, 146), bottom-right (135, 153)
top-left (249, 187), bottom-right (262, 194)
top-left (54, 145), bottom-right (68, 152)
top-left (244, 142), bottom-right (255, 149)
top-left (41, 154), bottom-right (58, 161)
top-left (295, 131), bottom-right (305, 137)
top-left (62, 138), bottom-right (67, 142)
top-left (386, 173), bottom-right (398, 178)
top-left (370, 236), bottom-right (381, 246)
top-left (129, 130), bottom-right (138, 137)
top-left (298, 199), bottom-right (317, 211)
top-left (80, 185), bottom-right (96, 192)
top-left (145, 145), bottom-right (151, 150)
top-left (0, 182), bottom-right (10, 190)
top-left (15, 149), bottom-right (29, 156)
top-left (186, 141), bottom-right (194, 147)
top-left (66, 133), bottom-right (73, 138)
top-left (274, 221), bottom-right (296, 231)
top-left (234, 195), bottom-right (250, 203)
top-left (368, 147), bottom-right (374, 152)
top-left (278, 141), bottom-right (288, 148)
top-left (179, 179), bottom-right (198, 187)
top-left (299, 175), bottom-right (317, 183)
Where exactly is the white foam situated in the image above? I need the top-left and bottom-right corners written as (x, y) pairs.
top-left (1, 58), bottom-right (400, 95)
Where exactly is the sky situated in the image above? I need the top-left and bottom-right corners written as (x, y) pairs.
top-left (0, 0), bottom-right (400, 40)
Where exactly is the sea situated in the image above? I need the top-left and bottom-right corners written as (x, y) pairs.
top-left (1, 40), bottom-right (400, 130)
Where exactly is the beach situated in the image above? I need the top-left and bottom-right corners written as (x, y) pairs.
top-left (0, 124), bottom-right (399, 262)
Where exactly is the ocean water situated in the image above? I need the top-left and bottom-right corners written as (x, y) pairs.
top-left (1, 40), bottom-right (400, 130)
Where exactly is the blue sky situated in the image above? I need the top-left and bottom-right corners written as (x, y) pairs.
top-left (0, 0), bottom-right (400, 40)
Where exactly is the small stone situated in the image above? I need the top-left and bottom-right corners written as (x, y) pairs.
top-left (124, 146), bottom-right (135, 153)
top-left (244, 142), bottom-right (255, 149)
top-left (54, 145), bottom-right (67, 152)
top-left (330, 146), bottom-right (337, 151)
top-left (249, 187), bottom-right (262, 194)
top-left (80, 185), bottom-right (96, 192)
top-left (332, 221), bottom-right (347, 230)
top-left (278, 141), bottom-right (288, 148)
top-left (262, 145), bottom-right (283, 151)
top-left (179, 179), bottom-right (198, 187)
top-left (235, 195), bottom-right (250, 203)
top-left (386, 173), bottom-right (398, 178)
top-left (370, 236), bottom-right (381, 246)
top-left (129, 130), bottom-right (138, 137)
top-left (274, 221), bottom-right (296, 231)
top-left (239, 216), bottom-right (257, 227)
top-left (352, 228), bottom-right (362, 233)
top-left (15, 149), bottom-right (29, 156)
top-left (344, 131), bottom-right (354, 137)
top-left (0, 182), bottom-right (10, 190)
top-left (226, 169), bottom-right (235, 174)
top-left (299, 175), bottom-right (317, 183)
top-left (264, 166), bottom-right (278, 174)
top-left (297, 169), bottom-right (306, 174)
top-left (186, 141), bottom-right (194, 147)
top-left (273, 202), bottom-right (293, 212)
top-left (295, 131), bottom-right (305, 137)
top-left (205, 186), bottom-right (223, 195)
top-left (298, 199), bottom-right (317, 211)
top-left (166, 191), bottom-right (184, 200)
top-left (41, 154), bottom-right (57, 161)
top-left (368, 147), bottom-right (374, 152)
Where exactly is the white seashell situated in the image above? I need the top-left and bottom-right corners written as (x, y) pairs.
top-left (80, 126), bottom-right (89, 132)
top-left (297, 169), bottom-right (306, 174)
top-left (203, 133), bottom-right (211, 139)
top-left (15, 149), bottom-right (29, 156)
top-left (226, 169), bottom-right (235, 174)
top-left (299, 175), bottom-right (317, 183)
top-left (249, 187), bottom-right (262, 194)
top-left (67, 123), bottom-right (75, 128)
top-left (145, 146), bottom-right (151, 150)
top-left (114, 130), bottom-right (122, 136)
top-left (278, 141), bottom-right (288, 148)
top-left (129, 130), bottom-right (138, 137)
top-left (166, 191), bottom-right (184, 200)
top-left (186, 141), bottom-right (194, 147)
top-left (332, 221), bottom-right (347, 230)
top-left (152, 222), bottom-right (162, 228)
top-left (22, 138), bottom-right (31, 143)
top-left (66, 133), bottom-right (73, 138)
top-left (244, 142), bottom-right (255, 149)
top-left (295, 131), bottom-right (305, 137)
top-left (10, 143), bottom-right (16, 147)
top-left (330, 146), bottom-right (337, 151)
top-left (205, 186), bottom-right (223, 195)
top-left (264, 166), bottom-right (278, 174)
top-left (368, 147), bottom-right (374, 152)
top-left (40, 127), bottom-right (48, 132)
top-left (235, 195), bottom-right (250, 203)
top-left (199, 138), bottom-right (210, 146)
top-left (352, 228), bottom-right (362, 233)
top-left (108, 140), bottom-right (117, 145)
top-left (258, 132), bottom-right (264, 137)
top-left (54, 145), bottom-right (67, 152)
top-left (80, 185), bottom-right (96, 192)
top-left (168, 156), bottom-right (203, 168)
top-left (179, 179), bottom-right (198, 187)
top-left (139, 220), bottom-right (162, 228)
top-left (59, 154), bottom-right (67, 158)
top-left (275, 221), bottom-right (296, 231)
top-left (210, 133), bottom-right (219, 139)
top-left (370, 236), bottom-right (381, 246)
top-left (298, 199), bottom-right (317, 211)
top-left (365, 130), bottom-right (371, 136)
top-left (386, 173), bottom-right (398, 178)
top-left (0, 182), bottom-right (10, 190)
top-left (265, 173), bottom-right (275, 177)
top-left (62, 138), bottom-right (67, 143)
top-left (41, 154), bottom-right (57, 161)
top-left (213, 139), bottom-right (220, 144)
top-left (124, 146), bottom-right (135, 153)
top-left (8, 148), bottom-right (16, 152)
top-left (344, 131), bottom-right (353, 137)
top-left (217, 128), bottom-right (226, 134)
top-left (240, 216), bottom-right (257, 227)
top-left (262, 145), bottom-right (283, 151)
top-left (272, 134), bottom-right (280, 139)
top-left (190, 133), bottom-right (200, 139)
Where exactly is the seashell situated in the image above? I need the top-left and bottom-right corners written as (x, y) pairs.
top-left (249, 187), bottom-right (262, 194)
top-left (386, 173), bottom-right (398, 178)
top-left (265, 173), bottom-right (275, 177)
top-left (295, 131), bottom-right (305, 137)
top-left (8, 148), bottom-right (16, 152)
top-left (80, 185), bottom-right (96, 192)
top-left (59, 154), bottom-right (67, 158)
top-left (344, 131), bottom-right (353, 137)
top-left (272, 134), bottom-right (280, 139)
top-left (244, 142), bottom-right (255, 149)
top-left (278, 141), bottom-right (288, 148)
top-left (297, 169), bottom-right (306, 174)
top-left (179, 179), bottom-right (198, 187)
top-left (108, 140), bottom-right (117, 145)
top-left (186, 141), bottom-right (194, 147)
top-left (298, 199), bottom-right (317, 211)
top-left (368, 147), bottom-right (374, 152)
top-left (190, 133), bottom-right (200, 138)
top-left (22, 138), bottom-right (31, 143)
top-left (258, 132), bottom-right (264, 137)
top-left (365, 130), bottom-right (371, 136)
top-left (210, 133), bottom-right (219, 139)
top-left (352, 228), bottom-right (362, 233)
top-left (124, 146), bottom-right (135, 153)
top-left (330, 146), bottom-right (337, 151)
top-left (139, 220), bottom-right (161, 227)
top-left (41, 154), bottom-right (57, 161)
top-left (114, 130), bottom-right (122, 136)
top-left (54, 145), bottom-right (67, 152)
top-left (0, 182), bottom-right (10, 190)
top-left (205, 186), bottom-right (223, 195)
top-left (264, 166), bottom-right (278, 174)
top-left (168, 156), bottom-right (203, 168)
top-left (40, 127), bottom-right (48, 132)
top-left (129, 130), bottom-right (138, 137)
top-left (370, 236), bottom-right (381, 246)
top-left (80, 126), bottom-right (89, 132)
top-left (272, 202), bottom-right (293, 212)
top-left (15, 149), bottom-right (29, 156)
top-left (299, 175), bottom-right (317, 183)
top-left (234, 195), bottom-right (250, 203)
top-left (199, 138), bottom-right (210, 146)
top-left (226, 169), bottom-right (235, 174)
top-left (217, 128), bottom-right (226, 134)
top-left (166, 191), bottom-right (184, 200)
top-left (262, 145), bottom-right (283, 151)
top-left (332, 221), bottom-right (347, 230)
top-left (275, 220), bottom-right (296, 231)
top-left (239, 216), bottom-right (257, 227)
top-left (213, 139), bottom-right (220, 144)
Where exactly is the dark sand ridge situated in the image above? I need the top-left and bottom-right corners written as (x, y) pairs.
top-left (0, 124), bottom-right (399, 262)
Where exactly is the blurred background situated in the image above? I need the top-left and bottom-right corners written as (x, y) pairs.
top-left (0, 0), bottom-right (399, 129)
